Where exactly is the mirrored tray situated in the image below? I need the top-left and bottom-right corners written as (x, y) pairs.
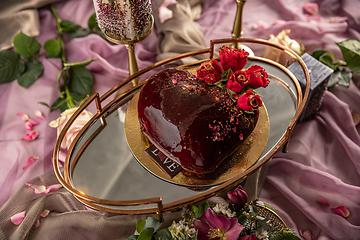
top-left (52, 38), bottom-right (310, 218)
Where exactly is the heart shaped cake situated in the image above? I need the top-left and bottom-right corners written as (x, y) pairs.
top-left (138, 46), bottom-right (269, 174)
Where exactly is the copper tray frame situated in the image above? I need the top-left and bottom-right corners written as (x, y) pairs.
top-left (52, 38), bottom-right (310, 221)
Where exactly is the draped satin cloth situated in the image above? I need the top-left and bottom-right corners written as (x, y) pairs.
top-left (1, 0), bottom-right (360, 239)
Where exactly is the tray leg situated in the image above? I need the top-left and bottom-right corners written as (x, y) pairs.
top-left (243, 158), bottom-right (272, 200)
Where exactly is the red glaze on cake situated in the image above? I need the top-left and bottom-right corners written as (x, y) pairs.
top-left (138, 46), bottom-right (269, 174)
top-left (138, 68), bottom-right (259, 174)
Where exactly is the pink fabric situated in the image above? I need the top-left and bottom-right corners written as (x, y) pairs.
top-left (1, 0), bottom-right (360, 239)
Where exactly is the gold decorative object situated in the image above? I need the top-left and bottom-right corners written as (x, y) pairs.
top-left (52, 38), bottom-right (310, 218)
top-left (93, 0), bottom-right (154, 86)
top-left (231, 0), bottom-right (247, 49)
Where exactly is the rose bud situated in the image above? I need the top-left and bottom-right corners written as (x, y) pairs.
top-left (227, 185), bottom-right (248, 208)
top-left (246, 65), bottom-right (270, 89)
top-left (237, 90), bottom-right (263, 112)
top-left (226, 70), bottom-right (249, 93)
top-left (197, 59), bottom-right (223, 84)
top-left (219, 45), bottom-right (249, 72)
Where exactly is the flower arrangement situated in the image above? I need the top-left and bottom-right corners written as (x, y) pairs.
top-left (127, 185), bottom-right (301, 240)
top-left (196, 46), bottom-right (269, 114)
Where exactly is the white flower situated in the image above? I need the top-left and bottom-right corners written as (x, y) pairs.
top-left (268, 29), bottom-right (302, 55)
top-left (255, 229), bottom-right (269, 240)
top-left (49, 108), bottom-right (93, 149)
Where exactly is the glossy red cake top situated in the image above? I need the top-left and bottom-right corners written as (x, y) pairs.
top-left (138, 46), bottom-right (269, 174)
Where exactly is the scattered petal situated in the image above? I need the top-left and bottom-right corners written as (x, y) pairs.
top-left (251, 20), bottom-right (269, 30)
top-left (22, 130), bottom-right (39, 141)
top-left (16, 113), bottom-right (29, 122)
top-left (26, 183), bottom-right (47, 194)
top-left (34, 110), bottom-right (45, 120)
top-left (35, 219), bottom-right (40, 228)
top-left (11, 211), bottom-right (26, 225)
top-left (306, 14), bottom-right (322, 23)
top-left (162, 0), bottom-right (177, 7)
top-left (316, 195), bottom-right (330, 206)
top-left (331, 205), bottom-right (350, 217)
top-left (28, 119), bottom-right (39, 126)
top-left (159, 5), bottom-right (173, 23)
top-left (43, 184), bottom-right (63, 194)
top-left (40, 209), bottom-right (50, 218)
top-left (303, 3), bottom-right (319, 15)
top-left (272, 19), bottom-right (287, 26)
top-left (299, 230), bottom-right (315, 240)
top-left (23, 155), bottom-right (39, 170)
top-left (25, 121), bottom-right (33, 131)
top-left (329, 16), bottom-right (348, 23)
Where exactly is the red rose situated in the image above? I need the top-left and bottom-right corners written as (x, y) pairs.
top-left (237, 90), bottom-right (263, 111)
top-left (219, 46), bottom-right (249, 72)
top-left (246, 65), bottom-right (269, 89)
top-left (197, 59), bottom-right (223, 84)
top-left (226, 70), bottom-right (249, 93)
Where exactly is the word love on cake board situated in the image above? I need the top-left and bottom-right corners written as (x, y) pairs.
top-left (145, 145), bottom-right (183, 178)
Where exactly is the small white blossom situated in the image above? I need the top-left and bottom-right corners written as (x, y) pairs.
top-left (187, 228), bottom-right (196, 238)
top-left (255, 229), bottom-right (269, 240)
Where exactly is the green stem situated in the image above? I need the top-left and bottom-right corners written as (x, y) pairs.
top-left (64, 85), bottom-right (75, 108)
top-left (50, 5), bottom-right (66, 64)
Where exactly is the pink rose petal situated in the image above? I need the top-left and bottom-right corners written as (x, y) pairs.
top-left (316, 195), bottom-right (330, 206)
top-left (35, 219), bottom-right (40, 228)
top-left (22, 130), bottom-right (39, 141)
top-left (25, 122), bottom-right (33, 131)
top-left (28, 119), bottom-right (39, 126)
top-left (43, 184), bottom-right (62, 194)
top-left (23, 155), bottom-right (39, 170)
top-left (299, 230), bottom-right (315, 240)
top-left (34, 110), bottom-right (45, 120)
top-left (26, 183), bottom-right (47, 194)
top-left (40, 209), bottom-right (50, 218)
top-left (16, 113), bottom-right (29, 122)
top-left (331, 205), bottom-right (350, 217)
top-left (159, 5), bottom-right (173, 23)
top-left (303, 3), bottom-right (319, 15)
top-left (11, 211), bottom-right (26, 225)
top-left (329, 16), bottom-right (348, 23)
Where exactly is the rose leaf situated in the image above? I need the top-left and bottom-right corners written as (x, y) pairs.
top-left (336, 39), bottom-right (360, 75)
top-left (44, 39), bottom-right (60, 58)
top-left (69, 65), bottom-right (94, 96)
top-left (17, 60), bottom-right (44, 88)
top-left (13, 32), bottom-right (41, 59)
top-left (0, 50), bottom-right (25, 83)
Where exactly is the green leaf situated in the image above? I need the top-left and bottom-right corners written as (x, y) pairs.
top-left (263, 202), bottom-right (278, 212)
top-left (60, 20), bottom-right (81, 33)
top-left (13, 31), bottom-right (41, 59)
top-left (143, 217), bottom-right (161, 232)
top-left (51, 97), bottom-right (68, 112)
top-left (88, 13), bottom-right (100, 30)
top-left (319, 55), bottom-right (337, 70)
top-left (138, 227), bottom-right (155, 240)
top-left (38, 102), bottom-right (50, 108)
top-left (70, 92), bottom-right (84, 101)
top-left (336, 39), bottom-right (360, 75)
top-left (64, 58), bottom-right (97, 68)
top-left (327, 69), bottom-right (351, 88)
top-left (70, 29), bottom-right (92, 39)
top-left (195, 202), bottom-right (209, 219)
top-left (17, 60), bottom-right (44, 88)
top-left (69, 65), bottom-right (94, 95)
top-left (311, 50), bottom-right (328, 60)
top-left (136, 219), bottom-right (146, 234)
top-left (0, 50), bottom-right (25, 83)
top-left (155, 229), bottom-right (173, 240)
top-left (44, 39), bottom-right (60, 57)
top-left (126, 235), bottom-right (139, 240)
